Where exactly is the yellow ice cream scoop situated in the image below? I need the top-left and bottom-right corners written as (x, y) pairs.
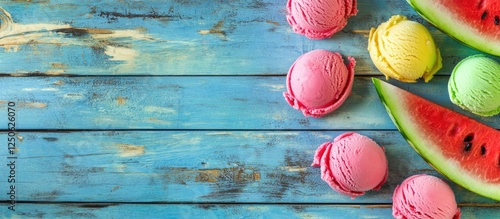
top-left (368, 15), bottom-right (442, 82)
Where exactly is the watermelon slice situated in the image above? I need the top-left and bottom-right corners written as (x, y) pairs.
top-left (372, 78), bottom-right (500, 201)
top-left (406, 0), bottom-right (500, 57)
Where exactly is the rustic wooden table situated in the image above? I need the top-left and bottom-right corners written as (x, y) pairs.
top-left (1, 0), bottom-right (499, 218)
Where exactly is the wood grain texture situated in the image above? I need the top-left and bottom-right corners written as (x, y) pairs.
top-left (0, 76), bottom-right (499, 130)
top-left (0, 131), bottom-right (496, 204)
top-left (0, 0), bottom-right (491, 76)
top-left (1, 0), bottom-right (499, 218)
top-left (3, 203), bottom-right (500, 219)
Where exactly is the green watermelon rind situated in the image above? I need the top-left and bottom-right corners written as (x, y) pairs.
top-left (406, 0), bottom-right (500, 57)
top-left (372, 78), bottom-right (500, 201)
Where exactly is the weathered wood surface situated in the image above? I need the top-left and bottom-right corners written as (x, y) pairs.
top-left (0, 0), bottom-right (488, 76)
top-left (1, 76), bottom-right (499, 130)
top-left (1, 0), bottom-right (499, 218)
top-left (4, 204), bottom-right (500, 219)
top-left (1, 130), bottom-right (497, 203)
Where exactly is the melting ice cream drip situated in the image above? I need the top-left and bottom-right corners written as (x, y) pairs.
top-left (0, 6), bottom-right (153, 63)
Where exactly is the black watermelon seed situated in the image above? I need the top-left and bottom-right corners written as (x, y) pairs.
top-left (480, 144), bottom-right (486, 156)
top-left (481, 11), bottom-right (488, 20)
top-left (495, 16), bottom-right (499, 25)
top-left (464, 134), bottom-right (474, 142)
top-left (464, 142), bottom-right (472, 152)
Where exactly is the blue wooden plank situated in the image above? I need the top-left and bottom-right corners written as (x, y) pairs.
top-left (0, 0), bottom-right (488, 75)
top-left (3, 203), bottom-right (500, 219)
top-left (0, 76), bottom-right (498, 130)
top-left (0, 131), bottom-right (495, 203)
top-left (0, 0), bottom-right (498, 218)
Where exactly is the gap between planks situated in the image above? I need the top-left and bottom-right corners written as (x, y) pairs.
top-left (2, 201), bottom-right (499, 208)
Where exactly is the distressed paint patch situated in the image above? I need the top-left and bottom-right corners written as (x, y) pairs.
top-left (113, 164), bottom-right (127, 172)
top-left (64, 93), bottom-right (84, 99)
top-left (105, 46), bottom-right (137, 61)
top-left (0, 6), bottom-right (154, 71)
top-left (31, 190), bottom-right (63, 201)
top-left (265, 20), bottom-right (280, 26)
top-left (0, 100), bottom-right (47, 108)
top-left (97, 10), bottom-right (177, 22)
top-left (51, 63), bottom-right (68, 69)
top-left (46, 69), bottom-right (66, 75)
top-left (16, 134), bottom-right (24, 142)
top-left (163, 166), bottom-right (261, 184)
top-left (53, 80), bottom-right (64, 86)
top-left (20, 102), bottom-right (48, 108)
top-left (188, 166), bottom-right (262, 199)
top-left (190, 167), bottom-right (261, 183)
top-left (115, 143), bottom-right (146, 157)
top-left (198, 20), bottom-right (226, 40)
top-left (147, 118), bottom-right (173, 125)
top-left (206, 132), bottom-right (232, 136)
top-left (116, 96), bottom-right (127, 105)
top-left (281, 166), bottom-right (307, 172)
top-left (110, 185), bottom-right (121, 192)
top-left (91, 29), bottom-right (153, 41)
top-left (22, 87), bottom-right (58, 92)
top-left (144, 106), bottom-right (177, 114)
top-left (259, 83), bottom-right (285, 92)
top-left (43, 137), bottom-right (58, 142)
top-left (351, 29), bottom-right (371, 37)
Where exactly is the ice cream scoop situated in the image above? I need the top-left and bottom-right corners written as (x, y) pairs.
top-left (393, 174), bottom-right (461, 219)
top-left (448, 55), bottom-right (500, 117)
top-left (311, 132), bottom-right (388, 198)
top-left (284, 49), bottom-right (355, 118)
top-left (287, 0), bottom-right (357, 39)
top-left (368, 15), bottom-right (442, 82)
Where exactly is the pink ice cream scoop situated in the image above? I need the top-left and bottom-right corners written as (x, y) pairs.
top-left (287, 0), bottom-right (358, 39)
top-left (311, 132), bottom-right (388, 198)
top-left (393, 174), bottom-right (461, 219)
top-left (283, 49), bottom-right (355, 118)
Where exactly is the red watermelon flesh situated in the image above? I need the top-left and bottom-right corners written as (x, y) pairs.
top-left (407, 0), bottom-right (500, 56)
top-left (372, 78), bottom-right (500, 201)
top-left (446, 0), bottom-right (500, 36)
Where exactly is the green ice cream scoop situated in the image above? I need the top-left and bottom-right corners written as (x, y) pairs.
top-left (448, 55), bottom-right (500, 117)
